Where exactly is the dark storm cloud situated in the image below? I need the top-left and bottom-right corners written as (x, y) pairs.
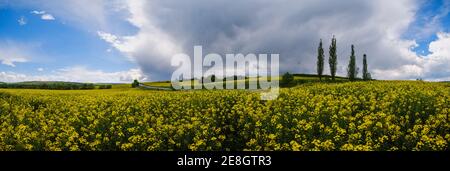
top-left (115, 0), bottom-right (424, 80)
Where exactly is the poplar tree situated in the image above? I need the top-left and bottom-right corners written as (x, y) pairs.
top-left (347, 45), bottom-right (358, 81)
top-left (329, 36), bottom-right (337, 81)
top-left (317, 39), bottom-right (324, 80)
top-left (362, 54), bottom-right (372, 80)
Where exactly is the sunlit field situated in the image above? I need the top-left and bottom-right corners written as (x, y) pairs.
top-left (1, 81), bottom-right (448, 151)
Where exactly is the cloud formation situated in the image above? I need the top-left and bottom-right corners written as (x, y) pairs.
top-left (31, 10), bottom-right (46, 15)
top-left (31, 10), bottom-right (55, 20)
top-left (422, 32), bottom-right (450, 81)
top-left (17, 16), bottom-right (27, 26)
top-left (0, 41), bottom-right (31, 67)
top-left (97, 0), bottom-right (450, 81)
top-left (40, 14), bottom-right (55, 20)
top-left (2, 0), bottom-right (449, 81)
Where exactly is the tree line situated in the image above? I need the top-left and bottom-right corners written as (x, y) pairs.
top-left (317, 36), bottom-right (372, 81)
top-left (281, 36), bottom-right (372, 86)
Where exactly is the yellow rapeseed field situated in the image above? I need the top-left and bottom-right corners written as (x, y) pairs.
top-left (0, 81), bottom-right (448, 151)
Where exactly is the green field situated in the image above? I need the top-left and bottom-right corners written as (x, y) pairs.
top-left (142, 81), bottom-right (172, 88)
top-left (0, 80), bottom-right (448, 151)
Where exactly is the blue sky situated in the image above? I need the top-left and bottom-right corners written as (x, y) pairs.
top-left (0, 8), bottom-right (134, 74)
top-left (0, 0), bottom-right (449, 82)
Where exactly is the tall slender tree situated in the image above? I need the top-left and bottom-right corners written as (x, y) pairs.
top-left (317, 39), bottom-right (324, 81)
top-left (362, 54), bottom-right (371, 80)
top-left (329, 36), bottom-right (337, 81)
top-left (347, 45), bottom-right (358, 81)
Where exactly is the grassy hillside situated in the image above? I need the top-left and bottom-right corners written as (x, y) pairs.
top-left (142, 81), bottom-right (172, 88)
top-left (293, 73), bottom-right (350, 80)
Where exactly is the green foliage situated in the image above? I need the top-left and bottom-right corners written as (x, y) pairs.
top-left (211, 74), bottom-right (216, 82)
top-left (347, 45), bottom-right (359, 81)
top-left (281, 72), bottom-right (295, 86)
top-left (317, 39), bottom-right (325, 81)
top-left (98, 84), bottom-right (113, 89)
top-left (328, 36), bottom-right (338, 81)
top-left (0, 82), bottom-right (95, 90)
top-left (131, 79), bottom-right (140, 88)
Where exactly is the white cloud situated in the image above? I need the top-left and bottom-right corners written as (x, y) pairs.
top-left (41, 14), bottom-right (55, 20)
top-left (0, 66), bottom-right (147, 83)
top-left (372, 32), bottom-right (450, 81)
top-left (37, 68), bottom-right (44, 72)
top-left (0, 41), bottom-right (33, 67)
top-left (97, 31), bottom-right (121, 45)
top-left (1, 58), bottom-right (27, 67)
top-left (31, 10), bottom-right (46, 15)
top-left (17, 16), bottom-right (27, 26)
top-left (428, 32), bottom-right (450, 58)
top-left (421, 32), bottom-right (450, 81)
top-left (373, 65), bottom-right (424, 80)
top-left (97, 0), bottom-right (183, 78)
top-left (30, 10), bottom-right (55, 20)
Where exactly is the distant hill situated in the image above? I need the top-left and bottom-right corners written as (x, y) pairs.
top-left (0, 81), bottom-right (112, 90)
top-left (0, 74), bottom-right (365, 90)
top-left (17, 81), bottom-right (86, 84)
top-left (140, 73), bottom-right (359, 89)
